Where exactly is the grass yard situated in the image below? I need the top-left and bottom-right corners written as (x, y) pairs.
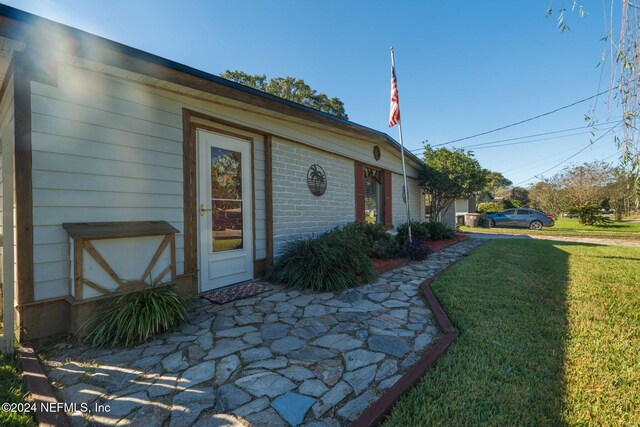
top-left (460, 217), bottom-right (640, 238)
top-left (384, 239), bottom-right (640, 426)
top-left (0, 351), bottom-right (36, 426)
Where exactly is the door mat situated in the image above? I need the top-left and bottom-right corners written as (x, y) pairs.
top-left (201, 281), bottom-right (271, 304)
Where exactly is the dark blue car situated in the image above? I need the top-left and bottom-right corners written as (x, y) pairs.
top-left (485, 209), bottom-right (555, 230)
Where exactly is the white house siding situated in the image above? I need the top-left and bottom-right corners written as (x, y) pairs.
top-left (391, 174), bottom-right (422, 228)
top-left (30, 64), bottom-right (186, 300)
top-left (455, 199), bottom-right (468, 214)
top-left (271, 139), bottom-right (355, 256)
top-left (0, 76), bottom-right (15, 329)
top-left (441, 203), bottom-right (457, 229)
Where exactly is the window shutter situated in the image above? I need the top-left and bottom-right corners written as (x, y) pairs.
top-left (384, 170), bottom-right (392, 226)
top-left (355, 162), bottom-right (365, 222)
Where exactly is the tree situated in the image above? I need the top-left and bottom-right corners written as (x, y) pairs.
top-left (528, 180), bottom-right (567, 216)
top-left (529, 161), bottom-right (619, 217)
top-left (419, 147), bottom-right (487, 220)
top-left (220, 70), bottom-right (348, 119)
top-left (510, 186), bottom-right (530, 206)
top-left (482, 170), bottom-right (512, 196)
top-left (607, 168), bottom-right (636, 220)
top-left (560, 161), bottom-right (614, 207)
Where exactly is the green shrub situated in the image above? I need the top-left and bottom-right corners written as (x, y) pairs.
top-left (372, 237), bottom-right (400, 259)
top-left (478, 200), bottom-right (522, 214)
top-left (567, 204), bottom-right (612, 226)
top-left (477, 201), bottom-right (505, 214)
top-left (399, 239), bottom-right (430, 261)
top-left (82, 284), bottom-right (188, 347)
top-left (424, 221), bottom-right (456, 240)
top-left (266, 229), bottom-right (377, 292)
top-left (340, 222), bottom-right (400, 259)
top-left (396, 221), bottom-right (431, 245)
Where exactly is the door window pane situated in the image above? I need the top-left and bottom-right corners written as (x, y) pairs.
top-left (211, 147), bottom-right (242, 200)
top-left (212, 200), bottom-right (243, 252)
top-left (503, 209), bottom-right (516, 216)
top-left (210, 146), bottom-right (243, 252)
top-left (516, 210), bottom-right (529, 215)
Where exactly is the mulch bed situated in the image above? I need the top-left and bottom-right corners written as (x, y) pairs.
top-left (372, 258), bottom-right (410, 274)
top-left (425, 233), bottom-right (469, 252)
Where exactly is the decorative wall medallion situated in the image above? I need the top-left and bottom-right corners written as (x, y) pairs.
top-left (307, 164), bottom-right (327, 196)
top-left (373, 145), bottom-right (381, 161)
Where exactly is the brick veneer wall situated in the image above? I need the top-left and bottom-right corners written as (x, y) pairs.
top-left (271, 139), bottom-right (356, 257)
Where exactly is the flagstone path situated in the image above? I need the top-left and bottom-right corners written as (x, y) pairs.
top-left (42, 238), bottom-right (482, 427)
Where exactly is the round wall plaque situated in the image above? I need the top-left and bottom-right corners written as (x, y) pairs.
top-left (307, 164), bottom-right (327, 196)
top-left (373, 145), bottom-right (381, 161)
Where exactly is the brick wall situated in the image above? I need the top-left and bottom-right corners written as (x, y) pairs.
top-left (272, 139), bottom-right (356, 256)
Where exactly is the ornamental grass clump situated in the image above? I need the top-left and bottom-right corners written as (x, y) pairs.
top-left (82, 284), bottom-right (188, 347)
top-left (266, 229), bottom-right (377, 292)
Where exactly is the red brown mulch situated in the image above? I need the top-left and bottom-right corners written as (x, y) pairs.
top-left (425, 233), bottom-right (469, 252)
top-left (372, 257), bottom-right (410, 274)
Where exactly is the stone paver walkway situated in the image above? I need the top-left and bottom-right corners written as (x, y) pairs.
top-left (42, 239), bottom-right (482, 427)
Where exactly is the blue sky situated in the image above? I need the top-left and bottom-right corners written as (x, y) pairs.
top-left (6, 0), bottom-right (622, 186)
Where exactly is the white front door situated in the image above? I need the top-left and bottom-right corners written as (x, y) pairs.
top-left (198, 129), bottom-right (253, 291)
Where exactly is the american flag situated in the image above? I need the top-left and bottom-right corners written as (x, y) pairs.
top-left (389, 62), bottom-right (400, 127)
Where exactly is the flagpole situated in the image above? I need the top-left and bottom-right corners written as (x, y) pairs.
top-left (390, 47), bottom-right (412, 242)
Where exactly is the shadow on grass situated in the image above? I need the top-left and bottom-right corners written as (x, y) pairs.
top-left (383, 239), bottom-right (582, 426)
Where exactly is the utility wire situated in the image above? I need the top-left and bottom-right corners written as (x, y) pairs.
top-left (465, 126), bottom-right (616, 150)
top-left (422, 87), bottom-right (615, 148)
top-left (515, 124), bottom-right (619, 185)
top-left (409, 119), bottom-right (619, 153)
top-left (502, 141), bottom-right (589, 174)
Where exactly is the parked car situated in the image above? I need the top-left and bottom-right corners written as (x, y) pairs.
top-left (484, 209), bottom-right (555, 230)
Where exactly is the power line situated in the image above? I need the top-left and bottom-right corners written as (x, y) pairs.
top-left (424, 87), bottom-right (615, 148)
top-left (409, 119), bottom-right (619, 153)
top-left (501, 126), bottom-right (618, 175)
top-left (465, 127), bottom-right (613, 150)
top-left (502, 141), bottom-right (588, 174)
top-left (515, 124), bottom-right (619, 186)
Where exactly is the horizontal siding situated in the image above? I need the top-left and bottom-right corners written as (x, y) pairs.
top-left (31, 64), bottom-right (186, 300)
top-left (392, 175), bottom-right (423, 228)
top-left (68, 64), bottom-right (420, 177)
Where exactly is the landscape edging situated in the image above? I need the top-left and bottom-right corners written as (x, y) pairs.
top-left (351, 241), bottom-right (481, 427)
top-left (18, 345), bottom-right (70, 427)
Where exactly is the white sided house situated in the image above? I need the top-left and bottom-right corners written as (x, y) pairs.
top-left (0, 5), bottom-right (452, 344)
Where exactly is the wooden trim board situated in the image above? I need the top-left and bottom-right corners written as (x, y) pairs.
top-left (13, 52), bottom-right (34, 305)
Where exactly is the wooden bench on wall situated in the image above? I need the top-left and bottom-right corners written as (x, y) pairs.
top-left (63, 221), bottom-right (179, 300)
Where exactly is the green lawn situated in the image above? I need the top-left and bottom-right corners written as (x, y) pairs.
top-left (0, 351), bottom-right (36, 426)
top-left (384, 239), bottom-right (640, 426)
top-left (460, 217), bottom-right (640, 238)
